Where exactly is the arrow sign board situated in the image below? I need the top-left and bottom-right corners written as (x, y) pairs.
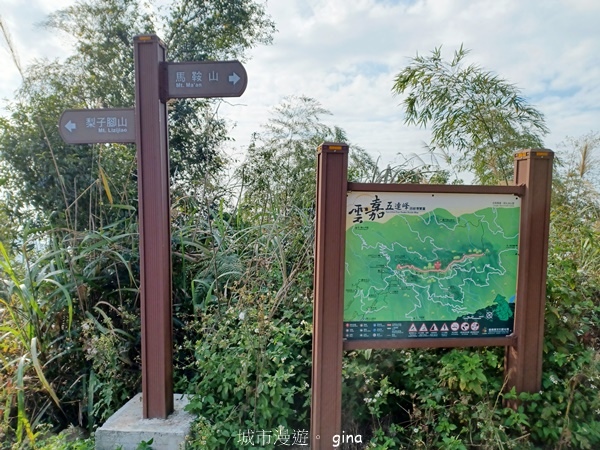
top-left (59, 108), bottom-right (136, 144)
top-left (164, 60), bottom-right (247, 99)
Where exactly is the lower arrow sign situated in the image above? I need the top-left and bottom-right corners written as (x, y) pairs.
top-left (65, 120), bottom-right (77, 132)
top-left (59, 108), bottom-right (136, 144)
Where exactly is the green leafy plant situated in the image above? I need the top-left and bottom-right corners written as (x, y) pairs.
top-left (0, 238), bottom-right (70, 445)
top-left (182, 211), bottom-right (315, 449)
top-left (392, 45), bottom-right (548, 184)
top-left (0, 214), bottom-right (141, 446)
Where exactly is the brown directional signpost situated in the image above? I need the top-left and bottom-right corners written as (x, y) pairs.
top-left (311, 144), bottom-right (553, 449)
top-left (162, 60), bottom-right (247, 100)
top-left (59, 34), bottom-right (247, 419)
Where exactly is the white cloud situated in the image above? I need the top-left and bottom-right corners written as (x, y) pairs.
top-left (1, 0), bottom-right (598, 167)
top-left (1, 0), bottom-right (75, 101)
top-left (221, 0), bottom-right (600, 164)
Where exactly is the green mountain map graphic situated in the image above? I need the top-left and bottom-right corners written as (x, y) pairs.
top-left (344, 206), bottom-right (519, 323)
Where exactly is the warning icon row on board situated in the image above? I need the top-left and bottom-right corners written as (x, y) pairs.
top-left (408, 322), bottom-right (480, 333)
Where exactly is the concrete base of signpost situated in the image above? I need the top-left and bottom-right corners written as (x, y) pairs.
top-left (95, 394), bottom-right (194, 450)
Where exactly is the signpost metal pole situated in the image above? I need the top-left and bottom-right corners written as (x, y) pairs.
top-left (505, 149), bottom-right (554, 393)
top-left (311, 142), bottom-right (348, 450)
top-left (59, 34), bottom-right (248, 421)
top-left (134, 35), bottom-right (174, 419)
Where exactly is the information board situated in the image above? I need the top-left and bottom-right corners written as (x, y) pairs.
top-left (343, 191), bottom-right (520, 341)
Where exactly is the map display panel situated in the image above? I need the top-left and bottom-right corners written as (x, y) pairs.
top-left (344, 191), bottom-right (520, 341)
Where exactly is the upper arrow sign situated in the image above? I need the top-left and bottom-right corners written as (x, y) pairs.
top-left (59, 108), bottom-right (136, 144)
top-left (163, 60), bottom-right (247, 100)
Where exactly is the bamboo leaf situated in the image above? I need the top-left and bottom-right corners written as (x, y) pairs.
top-left (31, 337), bottom-right (62, 410)
top-left (40, 278), bottom-right (73, 331)
top-left (99, 165), bottom-right (114, 205)
top-left (16, 355), bottom-right (33, 444)
top-left (87, 370), bottom-right (96, 431)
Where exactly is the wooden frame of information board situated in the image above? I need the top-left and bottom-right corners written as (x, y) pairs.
top-left (310, 143), bottom-right (553, 449)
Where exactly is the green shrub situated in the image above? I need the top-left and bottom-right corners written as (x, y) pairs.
top-left (184, 285), bottom-right (312, 449)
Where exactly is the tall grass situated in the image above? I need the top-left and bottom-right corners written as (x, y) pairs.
top-left (0, 214), bottom-right (140, 446)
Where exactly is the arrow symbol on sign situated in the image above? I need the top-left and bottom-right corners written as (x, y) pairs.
top-left (228, 72), bottom-right (240, 85)
top-left (65, 120), bottom-right (77, 133)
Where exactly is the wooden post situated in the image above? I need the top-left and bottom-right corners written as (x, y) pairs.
top-left (505, 149), bottom-right (554, 393)
top-left (134, 35), bottom-right (174, 418)
top-left (311, 143), bottom-right (348, 449)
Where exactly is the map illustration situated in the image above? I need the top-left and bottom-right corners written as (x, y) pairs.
top-left (343, 191), bottom-right (520, 340)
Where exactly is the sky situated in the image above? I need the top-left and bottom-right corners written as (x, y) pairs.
top-left (1, 0), bottom-right (599, 171)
